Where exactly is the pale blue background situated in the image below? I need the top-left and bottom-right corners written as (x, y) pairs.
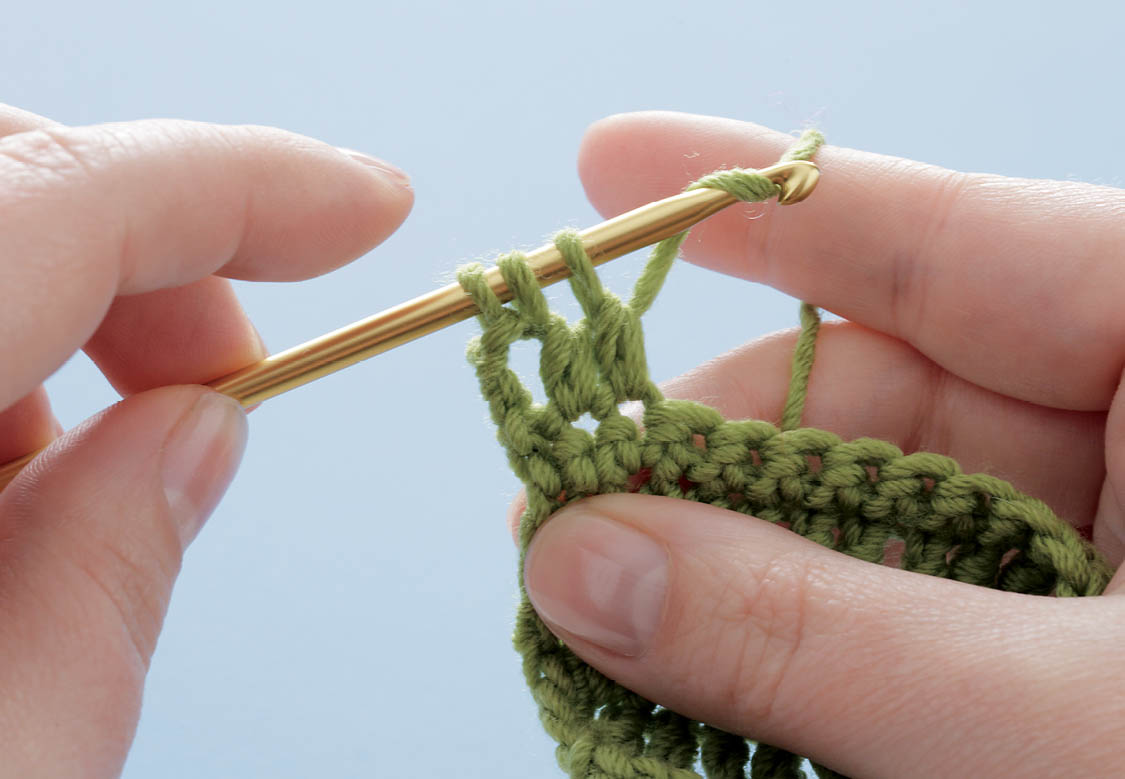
top-left (4, 1), bottom-right (1123, 776)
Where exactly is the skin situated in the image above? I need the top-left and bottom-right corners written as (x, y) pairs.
top-left (515, 112), bottom-right (1125, 778)
top-left (3, 102), bottom-right (1124, 777)
top-left (0, 103), bottom-right (413, 776)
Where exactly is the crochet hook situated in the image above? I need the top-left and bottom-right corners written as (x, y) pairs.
top-left (0, 159), bottom-right (819, 490)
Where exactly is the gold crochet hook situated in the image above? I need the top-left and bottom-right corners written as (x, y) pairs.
top-left (0, 160), bottom-right (819, 490)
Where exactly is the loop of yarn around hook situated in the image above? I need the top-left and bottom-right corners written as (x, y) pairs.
top-left (456, 130), bottom-right (1111, 779)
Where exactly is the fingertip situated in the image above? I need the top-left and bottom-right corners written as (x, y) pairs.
top-left (524, 503), bottom-right (670, 658)
top-left (332, 145), bottom-right (415, 258)
top-left (577, 111), bottom-right (797, 220)
top-left (219, 130), bottom-right (415, 282)
top-left (578, 111), bottom-right (673, 217)
top-left (338, 148), bottom-right (412, 189)
top-left (160, 390), bottom-right (248, 546)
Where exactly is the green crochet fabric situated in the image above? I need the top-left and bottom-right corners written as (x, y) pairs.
top-left (457, 132), bottom-right (1112, 779)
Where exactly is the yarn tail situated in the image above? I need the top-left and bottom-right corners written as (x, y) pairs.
top-left (780, 302), bottom-right (821, 431)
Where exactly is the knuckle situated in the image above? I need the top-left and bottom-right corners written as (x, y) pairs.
top-left (0, 127), bottom-right (126, 260)
top-left (0, 121), bottom-right (187, 193)
top-left (0, 122), bottom-right (169, 285)
top-left (892, 166), bottom-right (971, 338)
top-left (678, 550), bottom-right (820, 728)
top-left (728, 552), bottom-right (814, 724)
top-left (62, 510), bottom-right (184, 669)
top-left (0, 126), bottom-right (104, 186)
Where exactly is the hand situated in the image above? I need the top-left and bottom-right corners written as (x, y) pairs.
top-left (0, 104), bottom-right (412, 777)
top-left (516, 112), bottom-right (1125, 778)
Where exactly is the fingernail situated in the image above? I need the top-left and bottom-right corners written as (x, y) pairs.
top-left (337, 148), bottom-right (412, 188)
top-left (161, 392), bottom-right (248, 545)
top-left (524, 509), bottom-right (668, 657)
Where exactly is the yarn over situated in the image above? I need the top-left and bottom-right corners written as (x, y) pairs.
top-left (457, 131), bottom-right (1111, 779)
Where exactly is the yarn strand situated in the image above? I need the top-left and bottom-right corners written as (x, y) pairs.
top-left (780, 302), bottom-right (821, 431)
top-left (458, 129), bottom-right (1111, 779)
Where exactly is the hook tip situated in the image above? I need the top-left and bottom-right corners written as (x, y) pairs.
top-left (762, 160), bottom-right (821, 206)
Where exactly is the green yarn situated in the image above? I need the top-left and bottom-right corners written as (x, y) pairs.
top-left (457, 131), bottom-right (1112, 778)
top-left (780, 302), bottom-right (820, 432)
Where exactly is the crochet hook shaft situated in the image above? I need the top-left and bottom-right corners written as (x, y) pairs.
top-left (0, 160), bottom-right (818, 490)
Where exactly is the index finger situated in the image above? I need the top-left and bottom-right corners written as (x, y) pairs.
top-left (578, 111), bottom-right (1125, 411)
top-left (0, 119), bottom-right (413, 411)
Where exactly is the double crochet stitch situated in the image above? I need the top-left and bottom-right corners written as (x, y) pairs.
top-left (457, 132), bottom-right (1111, 778)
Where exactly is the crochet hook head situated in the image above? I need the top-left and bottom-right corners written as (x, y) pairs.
top-left (0, 159), bottom-right (819, 491)
top-left (772, 159), bottom-right (819, 205)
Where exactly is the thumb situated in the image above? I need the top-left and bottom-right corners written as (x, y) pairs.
top-left (523, 493), bottom-right (1125, 778)
top-left (0, 386), bottom-right (246, 778)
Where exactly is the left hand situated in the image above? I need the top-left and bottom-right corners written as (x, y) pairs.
top-left (512, 111), bottom-right (1125, 778)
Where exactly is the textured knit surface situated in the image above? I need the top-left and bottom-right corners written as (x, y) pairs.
top-left (457, 132), bottom-right (1113, 779)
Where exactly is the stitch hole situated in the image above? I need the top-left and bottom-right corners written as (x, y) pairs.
top-left (574, 412), bottom-right (598, 433)
top-left (883, 537), bottom-right (906, 567)
top-left (509, 339), bottom-right (549, 406)
top-left (627, 468), bottom-right (652, 492)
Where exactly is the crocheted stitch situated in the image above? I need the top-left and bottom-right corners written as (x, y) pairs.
top-left (457, 132), bottom-right (1112, 779)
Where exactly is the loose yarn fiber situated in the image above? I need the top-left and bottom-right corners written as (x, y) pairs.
top-left (457, 132), bottom-right (1111, 779)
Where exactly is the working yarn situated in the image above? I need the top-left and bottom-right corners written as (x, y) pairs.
top-left (457, 132), bottom-right (1112, 779)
